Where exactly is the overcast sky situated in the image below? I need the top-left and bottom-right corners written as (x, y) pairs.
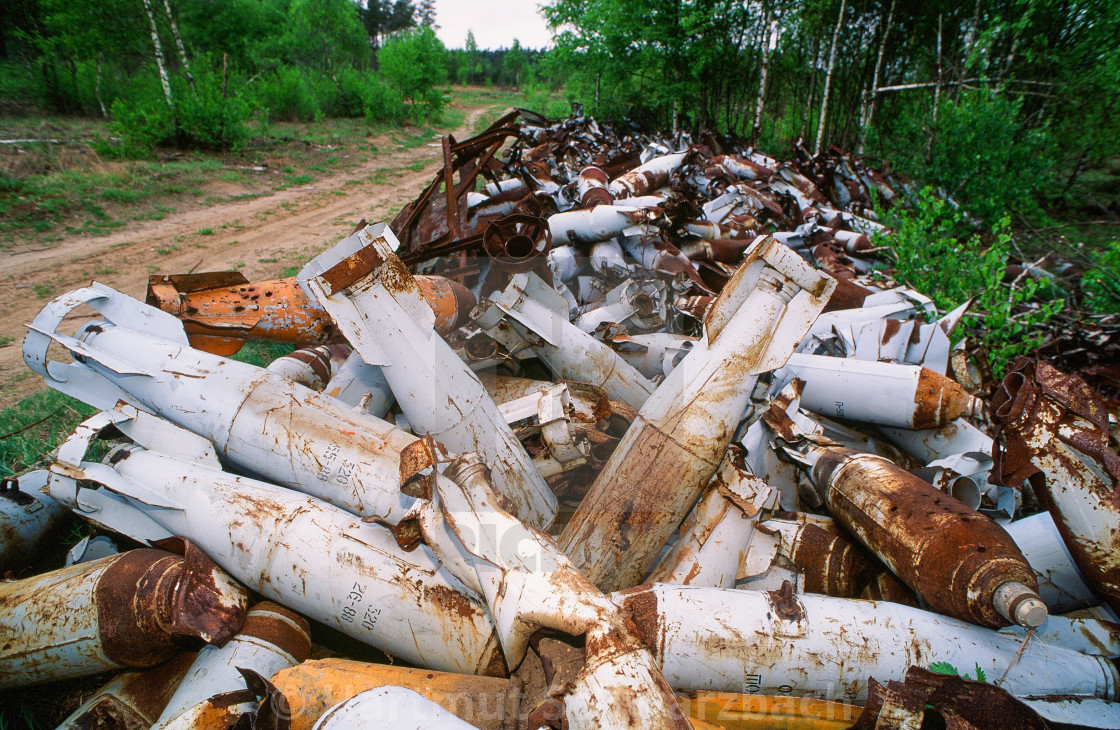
top-left (433, 0), bottom-right (554, 50)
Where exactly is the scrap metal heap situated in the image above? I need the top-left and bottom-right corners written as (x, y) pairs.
top-left (5, 109), bottom-right (1120, 729)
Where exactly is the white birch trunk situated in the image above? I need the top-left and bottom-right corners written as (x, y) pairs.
top-left (752, 6), bottom-right (776, 146)
top-left (140, 0), bottom-right (174, 110)
top-left (814, 0), bottom-right (847, 157)
top-left (858, 0), bottom-right (895, 156)
top-left (161, 0), bottom-right (195, 94)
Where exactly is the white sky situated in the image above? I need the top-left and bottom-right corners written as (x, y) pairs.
top-left (433, 0), bottom-right (554, 50)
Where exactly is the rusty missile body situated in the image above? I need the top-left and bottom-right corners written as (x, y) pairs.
top-left (615, 583), bottom-right (1118, 703)
top-left (798, 443), bottom-right (1046, 628)
top-left (146, 270), bottom-right (474, 356)
top-left (0, 538), bottom-right (248, 689)
top-left (46, 405), bottom-right (506, 676)
top-left (990, 358), bottom-right (1120, 615)
top-left (24, 283), bottom-right (420, 523)
top-left (55, 652), bottom-right (199, 730)
top-left (154, 602), bottom-right (311, 727)
top-left (559, 236), bottom-right (834, 591)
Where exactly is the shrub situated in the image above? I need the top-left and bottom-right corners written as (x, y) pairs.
top-left (252, 67), bottom-right (320, 122)
top-left (877, 188), bottom-right (1063, 376)
top-left (1081, 240), bottom-right (1120, 314)
top-left (379, 27), bottom-right (447, 120)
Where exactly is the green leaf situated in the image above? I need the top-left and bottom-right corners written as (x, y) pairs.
top-left (974, 664), bottom-right (987, 682)
top-left (928, 662), bottom-right (958, 676)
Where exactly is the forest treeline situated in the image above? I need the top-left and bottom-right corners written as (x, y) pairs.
top-left (0, 0), bottom-right (561, 154)
top-left (2, 0), bottom-right (1119, 225)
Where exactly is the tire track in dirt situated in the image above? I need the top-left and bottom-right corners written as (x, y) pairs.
top-left (0, 104), bottom-right (492, 407)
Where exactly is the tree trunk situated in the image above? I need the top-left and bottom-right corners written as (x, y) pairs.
top-left (140, 0), bottom-right (174, 110)
top-left (859, 0), bottom-right (895, 156)
top-left (814, 0), bottom-right (847, 156)
top-left (929, 14), bottom-right (943, 161)
top-left (95, 53), bottom-right (108, 119)
top-left (161, 0), bottom-right (195, 94)
top-left (751, 4), bottom-right (776, 146)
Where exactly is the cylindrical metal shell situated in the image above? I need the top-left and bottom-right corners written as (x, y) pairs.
top-left (783, 354), bottom-right (984, 429)
top-left (0, 543), bottom-right (248, 688)
top-left (55, 652), bottom-right (199, 730)
top-left (312, 687), bottom-right (480, 730)
top-left (0, 471), bottom-right (67, 573)
top-left (1005, 512), bottom-right (1098, 613)
top-left (147, 274), bottom-right (473, 355)
top-left (272, 659), bottom-right (513, 730)
top-left (106, 446), bottom-right (505, 676)
top-left (810, 446), bottom-right (1039, 627)
top-left (156, 602), bottom-right (311, 725)
top-left (266, 344), bottom-right (351, 392)
top-left (616, 583), bottom-right (1118, 702)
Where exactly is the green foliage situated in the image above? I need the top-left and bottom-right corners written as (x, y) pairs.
top-left (878, 188), bottom-right (1063, 377)
top-left (1081, 240), bottom-right (1120, 314)
top-left (253, 66), bottom-right (321, 122)
top-left (927, 662), bottom-right (987, 682)
top-left (379, 27), bottom-right (447, 118)
top-left (0, 390), bottom-right (97, 478)
top-left (284, 0), bottom-right (370, 71)
top-left (889, 92), bottom-right (1054, 223)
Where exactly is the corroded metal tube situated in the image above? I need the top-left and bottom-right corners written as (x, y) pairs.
top-left (55, 652), bottom-right (199, 730)
top-left (147, 271), bottom-right (474, 356)
top-left (0, 539), bottom-right (248, 688)
top-left (805, 444), bottom-right (1046, 628)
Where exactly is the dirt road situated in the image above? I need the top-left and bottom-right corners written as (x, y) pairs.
top-left (0, 104), bottom-right (491, 408)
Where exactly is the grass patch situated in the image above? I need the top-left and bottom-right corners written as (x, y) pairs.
top-left (197, 227), bottom-right (214, 236)
top-left (0, 390), bottom-right (98, 478)
top-left (32, 283), bottom-right (54, 299)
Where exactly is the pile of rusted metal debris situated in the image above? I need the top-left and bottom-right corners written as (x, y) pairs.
top-left (3, 109), bottom-right (1119, 729)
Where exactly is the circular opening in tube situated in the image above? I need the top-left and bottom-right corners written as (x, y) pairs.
top-left (632, 292), bottom-right (656, 317)
top-left (950, 476), bottom-right (983, 511)
top-left (504, 234), bottom-right (536, 259)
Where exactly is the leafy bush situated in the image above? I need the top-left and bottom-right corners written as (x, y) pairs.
top-left (379, 27), bottom-right (447, 120)
top-left (878, 188), bottom-right (1063, 376)
top-left (252, 67), bottom-right (321, 122)
top-left (885, 91), bottom-right (1053, 224)
top-left (106, 69), bottom-right (253, 155)
top-left (1081, 240), bottom-right (1120, 314)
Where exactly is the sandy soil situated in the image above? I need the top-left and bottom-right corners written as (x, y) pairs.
top-left (0, 105), bottom-right (490, 408)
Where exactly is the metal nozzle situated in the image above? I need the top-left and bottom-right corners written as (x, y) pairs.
top-left (994, 581), bottom-right (1049, 628)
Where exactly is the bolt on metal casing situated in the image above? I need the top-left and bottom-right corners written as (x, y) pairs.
top-left (798, 443), bottom-right (1045, 628)
top-left (272, 659), bottom-right (517, 730)
top-left (559, 236), bottom-right (835, 592)
top-left (154, 601), bottom-right (311, 727)
top-left (0, 538), bottom-right (248, 689)
top-left (990, 357), bottom-right (1120, 615)
top-left (473, 271), bottom-right (656, 410)
top-left (778, 354), bottom-right (986, 429)
top-left (299, 224), bottom-right (557, 529)
top-left (24, 284), bottom-right (420, 524)
top-left (55, 651), bottom-right (199, 730)
top-left (0, 470), bottom-right (67, 573)
top-left (614, 583), bottom-right (1118, 702)
top-left (46, 407), bottom-right (506, 677)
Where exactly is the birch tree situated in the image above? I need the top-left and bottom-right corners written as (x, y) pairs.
top-left (139, 0), bottom-right (174, 109)
top-left (813, 0), bottom-right (847, 156)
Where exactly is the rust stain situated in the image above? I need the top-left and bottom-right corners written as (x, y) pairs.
top-left (766, 580), bottom-right (807, 622)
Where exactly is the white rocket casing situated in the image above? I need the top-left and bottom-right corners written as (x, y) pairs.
top-left (560, 236), bottom-right (835, 591)
top-left (573, 278), bottom-right (666, 334)
top-left (614, 583), bottom-right (1120, 702)
top-left (608, 332), bottom-right (696, 381)
top-left (646, 456), bottom-right (778, 587)
top-left (299, 224), bottom-right (557, 529)
top-left (1005, 511), bottom-right (1099, 613)
top-left (878, 418), bottom-right (993, 464)
top-left (47, 407), bottom-right (506, 677)
top-left (778, 353), bottom-right (984, 429)
top-left (154, 602), bottom-right (311, 727)
top-left (23, 284), bottom-right (418, 523)
top-left (548, 205), bottom-right (657, 246)
top-left (474, 271), bottom-right (656, 410)
top-left (589, 238), bottom-right (629, 273)
top-left (312, 687), bottom-right (480, 730)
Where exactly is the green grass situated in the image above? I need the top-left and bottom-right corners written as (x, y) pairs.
top-left (0, 390), bottom-right (97, 478)
top-left (197, 227), bottom-right (214, 236)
